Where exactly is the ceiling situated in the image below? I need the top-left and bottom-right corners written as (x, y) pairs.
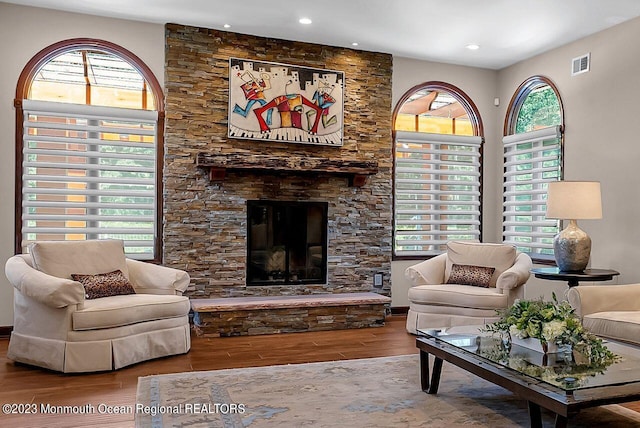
top-left (5, 0), bottom-right (640, 69)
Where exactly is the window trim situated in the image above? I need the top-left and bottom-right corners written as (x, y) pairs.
top-left (502, 75), bottom-right (564, 265)
top-left (395, 81), bottom-right (484, 136)
top-left (14, 38), bottom-right (165, 261)
top-left (503, 75), bottom-right (564, 136)
top-left (392, 81), bottom-right (484, 260)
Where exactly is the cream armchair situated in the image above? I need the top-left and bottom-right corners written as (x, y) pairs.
top-left (405, 241), bottom-right (532, 334)
top-left (568, 284), bottom-right (640, 346)
top-left (5, 240), bottom-right (191, 373)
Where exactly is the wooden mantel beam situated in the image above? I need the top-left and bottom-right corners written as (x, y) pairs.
top-left (196, 153), bottom-right (379, 187)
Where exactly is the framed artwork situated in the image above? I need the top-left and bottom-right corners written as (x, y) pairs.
top-left (228, 58), bottom-right (344, 146)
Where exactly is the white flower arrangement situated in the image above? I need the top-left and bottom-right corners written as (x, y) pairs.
top-left (484, 293), bottom-right (618, 367)
top-left (541, 319), bottom-right (566, 343)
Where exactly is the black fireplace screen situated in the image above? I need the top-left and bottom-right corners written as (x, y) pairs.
top-left (247, 200), bottom-right (328, 286)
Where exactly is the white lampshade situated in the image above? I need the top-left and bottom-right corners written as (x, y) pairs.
top-left (546, 181), bottom-right (602, 220)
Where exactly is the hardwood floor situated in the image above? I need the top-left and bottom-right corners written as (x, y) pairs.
top-left (1, 315), bottom-right (638, 427)
top-left (0, 315), bottom-right (417, 427)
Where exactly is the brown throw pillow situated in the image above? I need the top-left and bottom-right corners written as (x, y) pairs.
top-left (446, 264), bottom-right (495, 288)
top-left (71, 270), bottom-right (136, 300)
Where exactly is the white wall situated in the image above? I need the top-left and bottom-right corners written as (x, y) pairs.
top-left (496, 16), bottom-right (640, 297)
top-left (0, 3), bottom-right (164, 325)
top-left (390, 58), bottom-right (500, 306)
top-left (391, 15), bottom-right (640, 305)
top-left (2, 3), bottom-right (638, 321)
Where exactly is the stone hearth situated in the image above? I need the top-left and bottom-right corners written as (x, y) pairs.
top-left (191, 292), bottom-right (391, 336)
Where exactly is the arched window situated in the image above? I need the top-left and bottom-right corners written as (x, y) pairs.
top-left (503, 76), bottom-right (563, 261)
top-left (393, 82), bottom-right (483, 258)
top-left (15, 39), bottom-right (164, 261)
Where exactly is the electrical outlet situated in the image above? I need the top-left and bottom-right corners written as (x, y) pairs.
top-left (373, 273), bottom-right (383, 288)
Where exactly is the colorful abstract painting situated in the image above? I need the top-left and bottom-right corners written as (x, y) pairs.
top-left (228, 58), bottom-right (344, 146)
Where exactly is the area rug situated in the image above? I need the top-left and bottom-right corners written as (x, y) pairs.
top-left (136, 354), bottom-right (640, 427)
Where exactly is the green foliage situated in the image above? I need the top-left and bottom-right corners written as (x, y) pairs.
top-left (515, 86), bottom-right (561, 133)
top-left (483, 293), bottom-right (618, 367)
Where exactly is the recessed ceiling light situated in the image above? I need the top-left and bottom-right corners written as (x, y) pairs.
top-left (352, 42), bottom-right (359, 47)
top-left (223, 24), bottom-right (231, 29)
top-left (299, 17), bottom-right (312, 25)
top-left (466, 44), bottom-right (480, 50)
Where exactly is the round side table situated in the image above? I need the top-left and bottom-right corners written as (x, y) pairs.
top-left (530, 267), bottom-right (620, 288)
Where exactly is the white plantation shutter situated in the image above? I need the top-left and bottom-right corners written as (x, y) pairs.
top-left (394, 131), bottom-right (482, 257)
top-left (502, 125), bottom-right (562, 259)
top-left (21, 99), bottom-right (158, 259)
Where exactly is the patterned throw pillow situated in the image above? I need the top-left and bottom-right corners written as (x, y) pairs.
top-left (71, 270), bottom-right (136, 299)
top-left (446, 264), bottom-right (495, 288)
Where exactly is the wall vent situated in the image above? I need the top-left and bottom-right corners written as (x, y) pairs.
top-left (572, 53), bottom-right (590, 76)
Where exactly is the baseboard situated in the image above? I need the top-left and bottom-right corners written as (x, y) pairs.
top-left (390, 306), bottom-right (408, 315)
top-left (0, 326), bottom-right (13, 338)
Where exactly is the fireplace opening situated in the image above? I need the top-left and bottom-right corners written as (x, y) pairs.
top-left (247, 200), bottom-right (328, 286)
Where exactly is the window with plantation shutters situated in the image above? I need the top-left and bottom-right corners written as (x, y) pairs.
top-left (502, 76), bottom-right (563, 262)
top-left (15, 39), bottom-right (163, 260)
top-left (502, 126), bottom-right (562, 259)
top-left (21, 99), bottom-right (157, 259)
top-left (394, 131), bottom-right (482, 257)
top-left (393, 83), bottom-right (483, 258)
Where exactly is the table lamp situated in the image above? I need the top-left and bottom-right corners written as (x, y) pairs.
top-left (545, 181), bottom-right (602, 272)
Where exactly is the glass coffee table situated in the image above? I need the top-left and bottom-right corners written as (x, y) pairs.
top-left (416, 326), bottom-right (640, 428)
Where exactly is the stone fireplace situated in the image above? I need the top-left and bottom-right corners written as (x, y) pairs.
top-left (163, 24), bottom-right (393, 300)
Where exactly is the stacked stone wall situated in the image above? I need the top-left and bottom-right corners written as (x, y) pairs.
top-left (164, 24), bottom-right (393, 298)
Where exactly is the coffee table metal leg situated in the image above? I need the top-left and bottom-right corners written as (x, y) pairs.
top-left (419, 350), bottom-right (444, 394)
top-left (419, 349), bottom-right (430, 392)
top-left (428, 357), bottom-right (443, 394)
top-left (527, 401), bottom-right (543, 428)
